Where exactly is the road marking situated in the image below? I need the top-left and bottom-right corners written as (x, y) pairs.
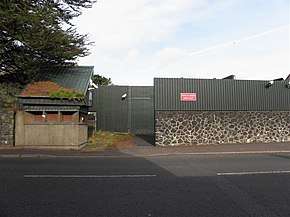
top-left (138, 150), bottom-right (290, 157)
top-left (217, 170), bottom-right (290, 176)
top-left (24, 174), bottom-right (157, 178)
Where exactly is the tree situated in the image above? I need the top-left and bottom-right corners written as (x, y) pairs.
top-left (0, 0), bottom-right (96, 84)
top-left (93, 74), bottom-right (112, 86)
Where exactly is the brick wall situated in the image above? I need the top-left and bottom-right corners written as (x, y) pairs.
top-left (155, 111), bottom-right (290, 146)
top-left (0, 109), bottom-right (15, 146)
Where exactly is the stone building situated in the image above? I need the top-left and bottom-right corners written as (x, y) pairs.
top-left (154, 77), bottom-right (290, 146)
top-left (15, 66), bottom-right (94, 149)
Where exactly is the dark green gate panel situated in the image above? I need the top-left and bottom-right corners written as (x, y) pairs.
top-left (94, 86), bottom-right (154, 135)
top-left (130, 86), bottom-right (154, 135)
top-left (96, 86), bottom-right (128, 132)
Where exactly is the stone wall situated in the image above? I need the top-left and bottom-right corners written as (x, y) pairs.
top-left (155, 111), bottom-right (290, 146)
top-left (0, 109), bottom-right (15, 146)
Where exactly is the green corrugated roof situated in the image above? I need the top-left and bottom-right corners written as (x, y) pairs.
top-left (23, 105), bottom-right (80, 111)
top-left (33, 66), bottom-right (93, 94)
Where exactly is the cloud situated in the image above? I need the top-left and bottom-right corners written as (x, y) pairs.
top-left (152, 47), bottom-right (189, 66)
top-left (74, 0), bottom-right (289, 85)
top-left (189, 51), bottom-right (290, 81)
top-left (124, 49), bottom-right (140, 63)
top-left (190, 25), bottom-right (289, 56)
top-left (74, 0), bottom-right (204, 57)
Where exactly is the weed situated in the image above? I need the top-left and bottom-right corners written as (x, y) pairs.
top-left (82, 131), bottom-right (133, 152)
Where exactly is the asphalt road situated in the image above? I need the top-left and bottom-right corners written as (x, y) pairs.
top-left (0, 152), bottom-right (290, 217)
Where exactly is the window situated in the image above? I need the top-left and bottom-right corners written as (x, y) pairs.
top-left (25, 111), bottom-right (44, 123)
top-left (46, 111), bottom-right (58, 122)
top-left (25, 110), bottom-right (82, 124)
top-left (61, 111), bottom-right (77, 122)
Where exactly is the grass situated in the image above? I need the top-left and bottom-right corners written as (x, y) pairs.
top-left (81, 131), bottom-right (134, 152)
top-left (21, 81), bottom-right (84, 100)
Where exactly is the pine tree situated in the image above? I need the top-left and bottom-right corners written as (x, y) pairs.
top-left (93, 74), bottom-right (113, 86)
top-left (0, 0), bottom-right (95, 84)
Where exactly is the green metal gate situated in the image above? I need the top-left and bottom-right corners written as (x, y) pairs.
top-left (94, 86), bottom-right (154, 135)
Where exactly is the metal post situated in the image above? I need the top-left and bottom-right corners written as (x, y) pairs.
top-left (127, 86), bottom-right (132, 133)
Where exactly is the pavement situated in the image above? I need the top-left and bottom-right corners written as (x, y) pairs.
top-left (1, 137), bottom-right (290, 158)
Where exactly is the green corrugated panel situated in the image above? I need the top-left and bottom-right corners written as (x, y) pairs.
top-left (94, 86), bottom-right (154, 135)
top-left (96, 86), bottom-right (129, 132)
top-left (24, 106), bottom-right (80, 111)
top-left (33, 66), bottom-right (93, 94)
top-left (154, 78), bottom-right (290, 111)
top-left (19, 97), bottom-right (86, 106)
top-left (130, 86), bottom-right (154, 135)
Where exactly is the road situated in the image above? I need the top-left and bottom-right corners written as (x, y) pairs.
top-left (0, 152), bottom-right (290, 217)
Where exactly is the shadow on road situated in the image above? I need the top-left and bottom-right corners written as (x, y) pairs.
top-left (1, 146), bottom-right (290, 217)
top-left (134, 135), bottom-right (155, 146)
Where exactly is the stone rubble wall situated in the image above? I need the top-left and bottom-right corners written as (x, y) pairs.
top-left (155, 111), bottom-right (290, 146)
top-left (0, 109), bottom-right (15, 146)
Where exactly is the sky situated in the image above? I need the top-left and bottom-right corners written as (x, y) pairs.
top-left (73, 0), bottom-right (290, 85)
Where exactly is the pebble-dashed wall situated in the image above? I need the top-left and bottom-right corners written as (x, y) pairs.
top-left (155, 111), bottom-right (290, 146)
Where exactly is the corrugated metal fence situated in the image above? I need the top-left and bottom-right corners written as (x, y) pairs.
top-left (154, 78), bottom-right (290, 111)
top-left (92, 86), bottom-right (154, 135)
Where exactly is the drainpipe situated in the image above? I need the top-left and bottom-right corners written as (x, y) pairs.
top-left (127, 86), bottom-right (132, 133)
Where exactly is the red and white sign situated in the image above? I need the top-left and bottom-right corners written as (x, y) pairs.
top-left (180, 93), bottom-right (197, 101)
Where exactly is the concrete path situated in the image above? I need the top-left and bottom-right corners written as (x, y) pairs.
top-left (1, 141), bottom-right (290, 158)
top-left (122, 142), bottom-right (290, 157)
